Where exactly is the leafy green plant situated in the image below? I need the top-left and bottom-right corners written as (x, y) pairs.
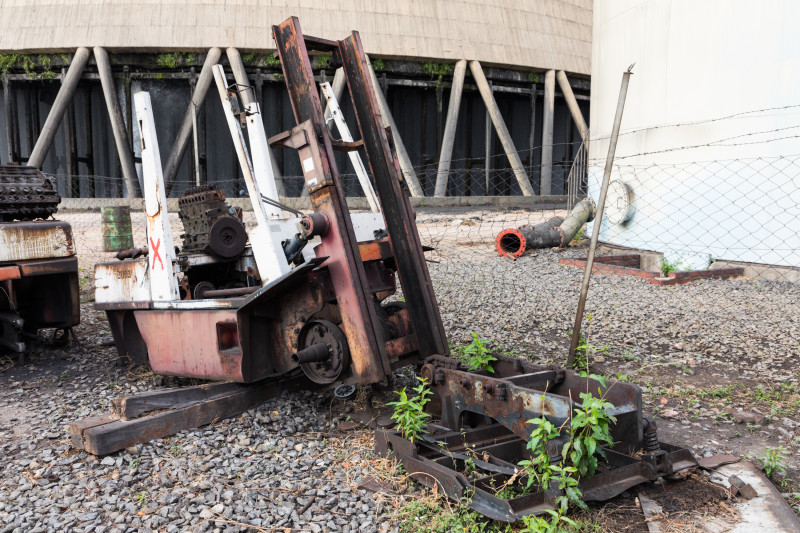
top-left (561, 393), bottom-right (616, 479)
top-left (422, 61), bottom-right (455, 90)
top-left (758, 446), bottom-right (788, 479)
top-left (264, 55), bottom-right (282, 68)
top-left (521, 510), bottom-right (578, 533)
top-left (388, 378), bottom-right (432, 443)
top-left (371, 57), bottom-right (387, 71)
top-left (463, 333), bottom-right (498, 373)
top-left (659, 256), bottom-right (682, 277)
top-left (156, 53), bottom-right (181, 69)
top-left (241, 52), bottom-right (257, 64)
top-left (527, 72), bottom-right (541, 84)
top-left (313, 53), bottom-right (331, 70)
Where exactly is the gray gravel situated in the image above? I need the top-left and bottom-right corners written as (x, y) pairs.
top-left (0, 314), bottom-right (395, 533)
top-left (2, 208), bottom-right (799, 531)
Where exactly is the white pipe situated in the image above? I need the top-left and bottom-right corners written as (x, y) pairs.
top-left (365, 55), bottom-right (424, 197)
top-left (541, 69), bottom-right (555, 195)
top-left (226, 47), bottom-right (286, 199)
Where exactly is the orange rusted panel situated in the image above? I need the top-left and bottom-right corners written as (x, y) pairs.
top-left (134, 309), bottom-right (253, 382)
top-left (0, 265), bottom-right (20, 281)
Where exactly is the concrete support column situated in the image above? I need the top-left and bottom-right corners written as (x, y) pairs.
top-left (28, 47), bottom-right (90, 169)
top-left (556, 70), bottom-right (587, 142)
top-left (470, 60), bottom-right (535, 196)
top-left (95, 46), bottom-right (140, 197)
top-left (541, 69), bottom-right (555, 196)
top-left (434, 60), bottom-right (466, 197)
top-left (163, 47), bottom-right (222, 194)
top-left (365, 55), bottom-right (424, 197)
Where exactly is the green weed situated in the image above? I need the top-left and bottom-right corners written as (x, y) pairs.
top-left (758, 446), bottom-right (788, 479)
top-left (387, 378), bottom-right (432, 443)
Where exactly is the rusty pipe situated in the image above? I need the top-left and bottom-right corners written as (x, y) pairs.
top-left (495, 217), bottom-right (564, 258)
top-left (291, 343), bottom-right (331, 365)
top-left (196, 286), bottom-right (259, 299)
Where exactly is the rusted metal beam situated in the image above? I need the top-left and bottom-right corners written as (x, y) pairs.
top-left (337, 31), bottom-right (448, 359)
top-left (271, 17), bottom-right (390, 384)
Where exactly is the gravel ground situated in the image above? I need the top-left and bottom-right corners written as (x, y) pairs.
top-left (2, 206), bottom-right (799, 531)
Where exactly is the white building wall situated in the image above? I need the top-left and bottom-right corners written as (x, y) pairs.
top-left (588, 0), bottom-right (800, 268)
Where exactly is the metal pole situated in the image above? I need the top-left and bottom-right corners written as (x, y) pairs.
top-left (434, 59), bottom-right (466, 197)
top-left (28, 47), bottom-right (90, 169)
top-left (484, 81), bottom-right (492, 194)
top-left (95, 46), bottom-right (140, 197)
top-left (469, 60), bottom-right (535, 196)
top-left (556, 71), bottom-right (588, 142)
top-left (226, 47), bottom-right (286, 197)
top-left (541, 69), bottom-right (555, 196)
top-left (163, 47), bottom-right (222, 194)
top-left (567, 67), bottom-right (633, 368)
top-left (365, 54), bottom-right (424, 197)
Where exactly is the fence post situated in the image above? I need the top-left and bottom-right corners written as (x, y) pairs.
top-left (163, 47), bottom-right (222, 194)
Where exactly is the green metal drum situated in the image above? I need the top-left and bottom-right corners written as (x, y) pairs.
top-left (101, 206), bottom-right (133, 252)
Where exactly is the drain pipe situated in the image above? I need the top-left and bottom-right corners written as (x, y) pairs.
top-left (495, 197), bottom-right (596, 258)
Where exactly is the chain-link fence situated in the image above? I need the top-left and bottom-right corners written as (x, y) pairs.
top-left (32, 129), bottom-right (798, 376)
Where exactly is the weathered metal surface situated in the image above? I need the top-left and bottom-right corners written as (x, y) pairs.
top-left (94, 258), bottom-right (150, 303)
top-left (337, 30), bottom-right (448, 361)
top-left (0, 220), bottom-right (75, 262)
top-left (379, 355), bottom-right (696, 520)
top-left (135, 309), bottom-right (251, 382)
top-left (101, 206), bottom-right (134, 252)
top-left (0, 165), bottom-right (61, 222)
top-left (272, 17), bottom-right (391, 385)
top-left (0, 265), bottom-right (20, 281)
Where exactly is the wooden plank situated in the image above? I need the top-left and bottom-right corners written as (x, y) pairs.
top-left (69, 414), bottom-right (116, 448)
top-left (111, 381), bottom-right (243, 420)
top-left (72, 377), bottom-right (302, 455)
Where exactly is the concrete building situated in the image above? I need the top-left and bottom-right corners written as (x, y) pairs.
top-left (0, 0), bottom-right (591, 199)
top-left (588, 0), bottom-right (800, 269)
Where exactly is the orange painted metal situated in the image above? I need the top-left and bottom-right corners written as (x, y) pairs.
top-left (0, 265), bottom-right (20, 281)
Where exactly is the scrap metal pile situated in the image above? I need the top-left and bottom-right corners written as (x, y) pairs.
top-left (0, 165), bottom-right (80, 358)
top-left (70, 17), bottom-right (698, 521)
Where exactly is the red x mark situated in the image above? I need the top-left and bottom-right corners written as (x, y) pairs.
top-left (150, 236), bottom-right (163, 270)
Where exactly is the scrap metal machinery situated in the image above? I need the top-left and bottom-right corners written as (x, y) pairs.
top-left (84, 17), bottom-right (697, 521)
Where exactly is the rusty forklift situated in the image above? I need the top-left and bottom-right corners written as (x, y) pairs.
top-left (72, 18), bottom-right (696, 522)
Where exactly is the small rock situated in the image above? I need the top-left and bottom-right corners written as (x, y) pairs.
top-left (730, 410), bottom-right (766, 425)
